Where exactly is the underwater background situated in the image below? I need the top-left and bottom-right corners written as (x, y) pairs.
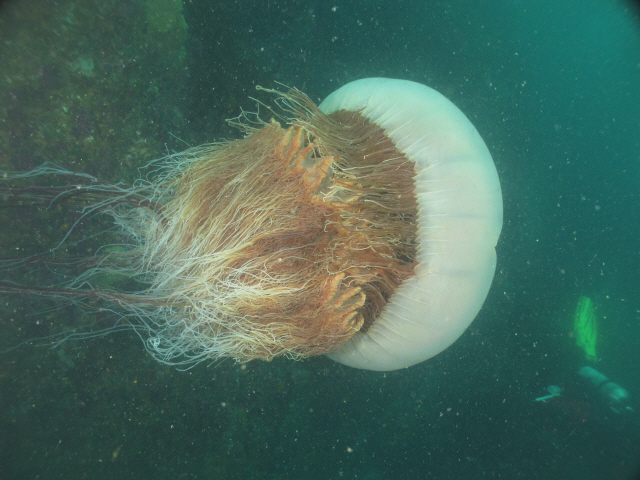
top-left (1, 0), bottom-right (639, 478)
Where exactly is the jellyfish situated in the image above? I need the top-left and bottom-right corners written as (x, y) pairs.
top-left (0, 78), bottom-right (502, 371)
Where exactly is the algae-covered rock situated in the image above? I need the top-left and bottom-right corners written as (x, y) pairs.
top-left (146, 0), bottom-right (187, 33)
top-left (145, 0), bottom-right (188, 61)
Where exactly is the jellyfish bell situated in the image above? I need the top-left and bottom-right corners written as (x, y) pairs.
top-left (318, 78), bottom-right (503, 370)
top-left (0, 78), bottom-right (502, 371)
